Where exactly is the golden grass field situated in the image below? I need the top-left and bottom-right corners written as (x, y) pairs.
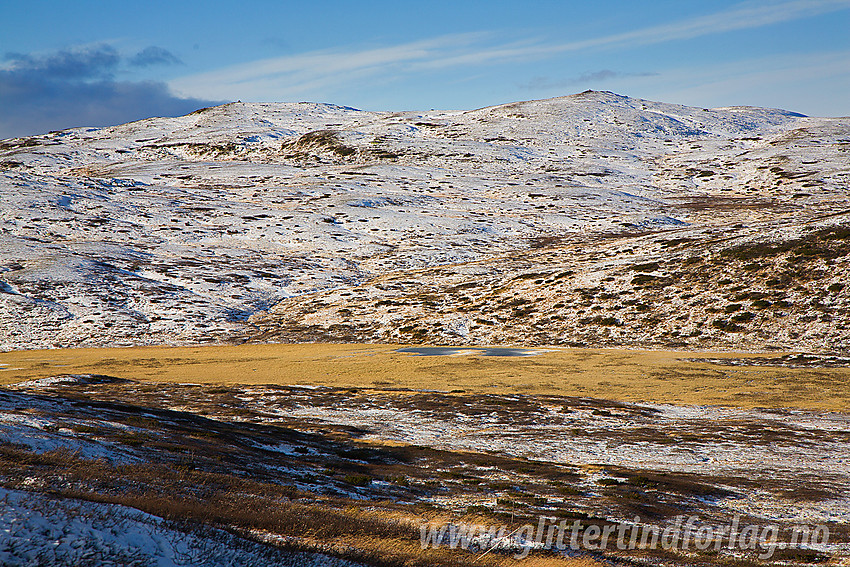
top-left (1, 343), bottom-right (848, 411)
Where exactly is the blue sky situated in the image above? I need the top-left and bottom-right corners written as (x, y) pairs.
top-left (2, 0), bottom-right (849, 137)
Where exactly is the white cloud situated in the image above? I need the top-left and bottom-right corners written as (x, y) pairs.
top-left (169, 0), bottom-right (850, 102)
top-left (418, 0), bottom-right (850, 65)
top-left (559, 0), bottom-right (850, 52)
top-left (589, 49), bottom-right (850, 116)
top-left (169, 33), bottom-right (489, 101)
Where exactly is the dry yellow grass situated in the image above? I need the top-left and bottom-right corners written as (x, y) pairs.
top-left (1, 343), bottom-right (847, 410)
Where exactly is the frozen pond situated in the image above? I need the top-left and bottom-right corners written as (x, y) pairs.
top-left (396, 346), bottom-right (541, 357)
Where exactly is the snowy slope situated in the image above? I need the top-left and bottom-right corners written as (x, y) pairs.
top-left (0, 91), bottom-right (848, 350)
top-left (0, 488), bottom-right (366, 567)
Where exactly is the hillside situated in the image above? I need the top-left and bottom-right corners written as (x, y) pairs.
top-left (1, 91), bottom-right (848, 351)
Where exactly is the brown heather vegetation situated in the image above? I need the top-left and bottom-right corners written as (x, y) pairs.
top-left (246, 222), bottom-right (850, 355)
top-left (1, 379), bottom-right (847, 565)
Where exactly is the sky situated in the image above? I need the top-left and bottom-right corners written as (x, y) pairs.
top-left (1, 0), bottom-right (849, 138)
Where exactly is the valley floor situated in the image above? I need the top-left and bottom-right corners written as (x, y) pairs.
top-left (2, 343), bottom-right (849, 410)
top-left (0, 346), bottom-right (848, 566)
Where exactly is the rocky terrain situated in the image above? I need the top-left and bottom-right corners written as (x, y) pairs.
top-left (2, 375), bottom-right (846, 566)
top-left (1, 90), bottom-right (848, 352)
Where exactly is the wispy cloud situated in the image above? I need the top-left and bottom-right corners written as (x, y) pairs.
top-left (170, 0), bottom-right (850, 101)
top-left (414, 0), bottom-right (850, 68)
top-left (547, 0), bottom-right (850, 53)
top-left (519, 70), bottom-right (659, 91)
top-left (170, 32), bottom-right (489, 100)
top-left (0, 45), bottom-right (219, 139)
top-left (640, 49), bottom-right (850, 116)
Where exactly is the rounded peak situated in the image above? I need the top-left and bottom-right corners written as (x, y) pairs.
top-left (183, 100), bottom-right (364, 117)
top-left (569, 89), bottom-right (627, 99)
top-left (468, 91), bottom-right (636, 114)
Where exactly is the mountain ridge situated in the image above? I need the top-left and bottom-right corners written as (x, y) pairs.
top-left (1, 92), bottom-right (847, 351)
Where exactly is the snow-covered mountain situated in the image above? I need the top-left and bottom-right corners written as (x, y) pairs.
top-left (1, 91), bottom-right (848, 351)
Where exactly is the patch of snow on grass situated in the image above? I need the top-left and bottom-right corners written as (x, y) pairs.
top-left (0, 487), bottom-right (366, 567)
